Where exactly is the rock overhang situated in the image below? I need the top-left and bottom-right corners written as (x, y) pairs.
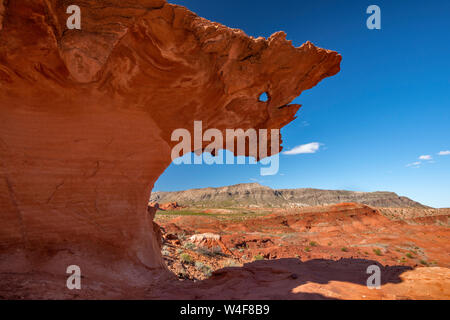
top-left (0, 0), bottom-right (341, 288)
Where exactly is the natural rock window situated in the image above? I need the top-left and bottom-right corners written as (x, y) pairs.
top-left (259, 92), bottom-right (269, 102)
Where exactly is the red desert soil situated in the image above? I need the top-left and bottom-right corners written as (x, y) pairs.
top-left (157, 203), bottom-right (450, 272)
top-left (0, 1), bottom-right (448, 300)
top-left (152, 203), bottom-right (449, 300)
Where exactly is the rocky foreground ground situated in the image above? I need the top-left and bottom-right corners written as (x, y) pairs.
top-left (1, 203), bottom-right (448, 300)
top-left (152, 203), bottom-right (450, 299)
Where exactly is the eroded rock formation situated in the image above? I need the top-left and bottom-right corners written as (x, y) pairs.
top-left (0, 0), bottom-right (341, 288)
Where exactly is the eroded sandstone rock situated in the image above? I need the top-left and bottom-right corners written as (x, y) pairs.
top-left (0, 0), bottom-right (341, 287)
top-left (189, 233), bottom-right (233, 256)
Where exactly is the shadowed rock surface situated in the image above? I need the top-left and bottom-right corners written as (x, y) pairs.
top-left (151, 183), bottom-right (429, 208)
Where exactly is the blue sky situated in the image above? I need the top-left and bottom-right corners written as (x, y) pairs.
top-left (155, 0), bottom-right (450, 208)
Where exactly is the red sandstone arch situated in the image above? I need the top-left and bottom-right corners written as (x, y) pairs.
top-left (0, 0), bottom-right (341, 286)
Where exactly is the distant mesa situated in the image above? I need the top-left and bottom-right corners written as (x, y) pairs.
top-left (151, 183), bottom-right (429, 209)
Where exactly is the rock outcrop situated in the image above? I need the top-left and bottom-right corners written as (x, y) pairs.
top-left (0, 0), bottom-right (341, 289)
top-left (151, 183), bottom-right (429, 208)
top-left (149, 201), bottom-right (181, 211)
top-left (189, 233), bottom-right (234, 256)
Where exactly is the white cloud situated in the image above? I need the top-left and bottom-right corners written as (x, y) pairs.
top-left (406, 161), bottom-right (421, 168)
top-left (300, 121), bottom-right (310, 127)
top-left (406, 151), bottom-right (445, 168)
top-left (283, 142), bottom-right (321, 155)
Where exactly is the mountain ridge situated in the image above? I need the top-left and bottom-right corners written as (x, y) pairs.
top-left (151, 183), bottom-right (430, 209)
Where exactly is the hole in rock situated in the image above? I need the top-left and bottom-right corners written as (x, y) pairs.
top-left (258, 92), bottom-right (269, 102)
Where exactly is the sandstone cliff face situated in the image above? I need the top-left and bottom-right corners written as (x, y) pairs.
top-left (0, 0), bottom-right (341, 285)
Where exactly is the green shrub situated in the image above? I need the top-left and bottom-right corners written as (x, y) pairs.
top-left (203, 268), bottom-right (212, 277)
top-left (196, 246), bottom-right (223, 257)
top-left (183, 242), bottom-right (196, 250)
top-left (341, 247), bottom-right (349, 252)
top-left (309, 241), bottom-right (318, 247)
top-left (180, 253), bottom-right (193, 264)
top-left (406, 253), bottom-right (415, 259)
top-left (195, 261), bottom-right (212, 277)
top-left (223, 259), bottom-right (240, 268)
top-left (420, 260), bottom-right (428, 266)
top-left (373, 249), bottom-right (383, 256)
top-left (304, 247), bottom-right (311, 253)
top-left (253, 254), bottom-right (265, 261)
